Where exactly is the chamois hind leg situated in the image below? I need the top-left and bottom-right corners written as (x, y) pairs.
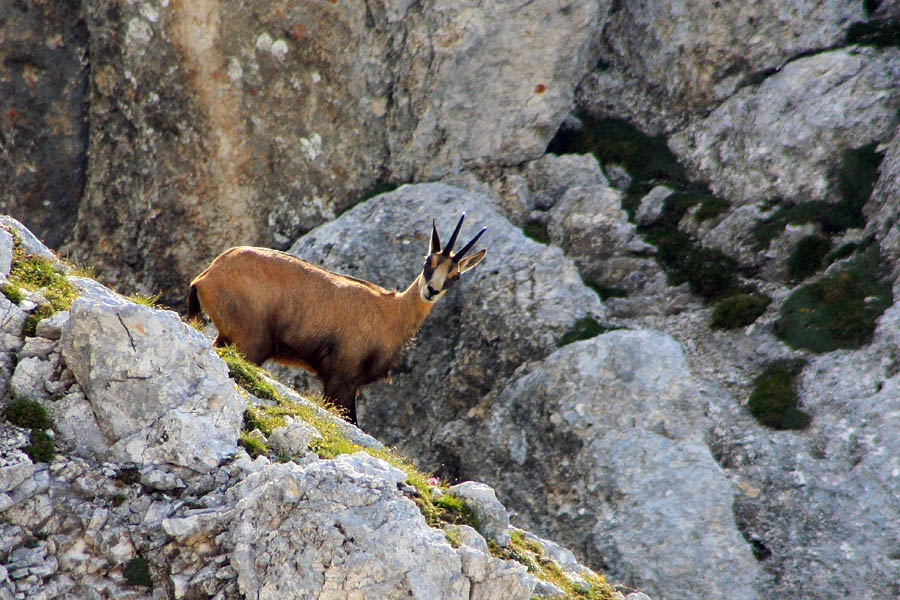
top-left (323, 377), bottom-right (359, 425)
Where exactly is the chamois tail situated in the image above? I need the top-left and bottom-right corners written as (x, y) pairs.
top-left (187, 285), bottom-right (202, 322)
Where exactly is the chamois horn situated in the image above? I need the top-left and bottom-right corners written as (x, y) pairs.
top-left (441, 213), bottom-right (466, 256)
top-left (454, 226), bottom-right (487, 261)
top-left (431, 220), bottom-right (442, 254)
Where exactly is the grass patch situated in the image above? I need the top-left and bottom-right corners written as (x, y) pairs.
top-left (216, 345), bottom-right (281, 402)
top-left (523, 220), bottom-right (550, 245)
top-left (559, 317), bottom-right (607, 347)
top-left (490, 530), bottom-right (619, 600)
top-left (547, 114), bottom-right (686, 185)
top-left (747, 360), bottom-right (811, 430)
top-left (641, 226), bottom-right (739, 300)
top-left (3, 233), bottom-right (76, 335)
top-left (2, 398), bottom-right (55, 462)
top-left (711, 293), bottom-right (771, 329)
top-left (787, 235), bottom-right (831, 282)
top-left (123, 556), bottom-right (153, 587)
top-left (774, 244), bottom-right (892, 353)
top-left (2, 398), bottom-right (51, 430)
top-left (23, 430), bottom-right (55, 462)
top-left (126, 292), bottom-right (162, 307)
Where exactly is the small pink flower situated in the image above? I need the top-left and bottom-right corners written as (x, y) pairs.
top-left (427, 477), bottom-right (440, 486)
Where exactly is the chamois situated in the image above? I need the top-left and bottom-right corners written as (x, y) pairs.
top-left (187, 214), bottom-right (487, 425)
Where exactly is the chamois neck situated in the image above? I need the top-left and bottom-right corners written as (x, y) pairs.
top-left (398, 274), bottom-right (434, 337)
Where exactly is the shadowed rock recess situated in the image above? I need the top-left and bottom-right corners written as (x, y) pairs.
top-left (5, 2), bottom-right (900, 600)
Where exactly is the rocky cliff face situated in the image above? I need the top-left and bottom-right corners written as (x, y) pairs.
top-left (4, 2), bottom-right (900, 600)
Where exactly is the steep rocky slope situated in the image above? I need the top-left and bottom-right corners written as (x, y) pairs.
top-left (0, 218), bottom-right (628, 600)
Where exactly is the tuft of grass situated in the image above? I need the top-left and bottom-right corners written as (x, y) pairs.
top-left (710, 293), bottom-right (771, 329)
top-left (2, 398), bottom-right (51, 430)
top-left (787, 235), bottom-right (831, 282)
top-left (558, 317), bottom-right (607, 347)
top-left (3, 233), bottom-right (76, 335)
top-left (747, 360), bottom-right (812, 430)
top-left (238, 429), bottom-right (269, 458)
top-left (23, 429), bottom-right (55, 462)
top-left (216, 345), bottom-right (281, 402)
top-left (126, 292), bottom-right (162, 307)
top-left (774, 244), bottom-right (892, 353)
top-left (523, 220), bottom-right (550, 245)
top-left (641, 226), bottom-right (739, 300)
top-left (490, 530), bottom-right (619, 600)
top-left (2, 398), bottom-right (55, 462)
top-left (123, 556), bottom-right (153, 587)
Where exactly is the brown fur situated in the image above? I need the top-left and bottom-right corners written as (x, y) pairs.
top-left (189, 247), bottom-right (436, 424)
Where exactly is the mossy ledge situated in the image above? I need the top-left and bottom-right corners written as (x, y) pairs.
top-left (774, 244), bottom-right (892, 353)
top-left (747, 360), bottom-right (812, 430)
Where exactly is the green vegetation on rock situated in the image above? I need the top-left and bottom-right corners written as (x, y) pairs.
top-left (523, 219), bottom-right (550, 244)
top-left (2, 398), bottom-right (55, 462)
top-left (787, 235), bottom-right (831, 282)
top-left (123, 556), bottom-right (153, 587)
top-left (775, 244), bottom-right (892, 353)
top-left (747, 360), bottom-right (811, 430)
top-left (711, 293), bottom-right (771, 330)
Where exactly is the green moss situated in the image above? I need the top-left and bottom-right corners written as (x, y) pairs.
top-left (787, 235), bottom-right (831, 282)
top-left (523, 220), bottom-right (550, 245)
top-left (846, 19), bottom-right (900, 47)
top-left (694, 195), bottom-right (730, 222)
top-left (747, 360), bottom-right (811, 430)
top-left (2, 398), bottom-right (51, 430)
top-left (775, 245), bottom-right (892, 353)
top-left (123, 556), bottom-right (153, 587)
top-left (710, 293), bottom-right (771, 329)
top-left (3, 234), bottom-right (77, 335)
top-left (547, 114), bottom-right (686, 186)
top-left (490, 530), bottom-right (619, 600)
top-left (23, 429), bottom-right (55, 462)
top-left (641, 226), bottom-right (739, 300)
top-left (216, 345), bottom-right (281, 402)
top-left (558, 317), bottom-right (607, 347)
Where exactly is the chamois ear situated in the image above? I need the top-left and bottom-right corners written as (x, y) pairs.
top-left (457, 249), bottom-right (486, 273)
top-left (430, 220), bottom-right (441, 255)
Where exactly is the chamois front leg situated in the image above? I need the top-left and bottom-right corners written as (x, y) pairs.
top-left (323, 377), bottom-right (359, 425)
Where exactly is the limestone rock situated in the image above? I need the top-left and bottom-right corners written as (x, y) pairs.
top-left (440, 330), bottom-right (759, 600)
top-left (0, 3), bottom-right (88, 249)
top-left (448, 481), bottom-right (511, 547)
top-left (524, 154), bottom-right (609, 211)
top-left (67, 0), bottom-right (600, 306)
top-left (59, 282), bottom-right (245, 476)
top-left (669, 48), bottom-right (900, 207)
top-left (581, 1), bottom-right (866, 133)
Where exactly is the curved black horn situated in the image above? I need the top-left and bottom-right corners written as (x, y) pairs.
top-left (442, 213), bottom-right (466, 256)
top-left (454, 227), bottom-right (486, 260)
top-left (430, 219), bottom-right (441, 254)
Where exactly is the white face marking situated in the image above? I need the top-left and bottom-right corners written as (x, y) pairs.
top-left (421, 255), bottom-right (460, 303)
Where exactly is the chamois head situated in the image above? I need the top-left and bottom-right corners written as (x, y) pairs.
top-left (421, 214), bottom-right (487, 302)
